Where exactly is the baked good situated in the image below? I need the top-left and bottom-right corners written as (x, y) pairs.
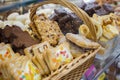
top-left (24, 41), bottom-right (51, 75)
top-left (35, 53), bottom-right (50, 75)
top-left (24, 44), bottom-right (45, 75)
top-left (0, 25), bottom-right (39, 55)
top-left (32, 44), bottom-right (50, 75)
top-left (66, 33), bottom-right (100, 49)
top-left (79, 13), bottom-right (120, 42)
top-left (33, 14), bottom-right (63, 46)
top-left (46, 42), bottom-right (73, 71)
top-left (24, 46), bottom-right (33, 59)
top-left (32, 56), bottom-right (44, 75)
top-left (0, 44), bottom-right (15, 61)
top-left (84, 2), bottom-right (114, 16)
top-left (50, 8), bottom-right (83, 34)
top-left (69, 42), bottom-right (84, 58)
top-left (58, 36), bottom-right (67, 45)
top-left (0, 56), bottom-right (41, 80)
top-left (32, 41), bottom-right (51, 74)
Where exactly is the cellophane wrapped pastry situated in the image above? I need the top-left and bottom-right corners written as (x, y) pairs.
top-left (0, 43), bottom-right (41, 80)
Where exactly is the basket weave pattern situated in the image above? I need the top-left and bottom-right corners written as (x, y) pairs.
top-left (29, 0), bottom-right (100, 80)
top-left (61, 56), bottom-right (94, 80)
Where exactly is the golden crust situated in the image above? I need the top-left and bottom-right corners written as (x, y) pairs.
top-left (66, 33), bottom-right (100, 49)
top-left (33, 14), bottom-right (63, 46)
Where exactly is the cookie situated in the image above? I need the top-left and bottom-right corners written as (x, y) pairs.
top-left (66, 33), bottom-right (100, 49)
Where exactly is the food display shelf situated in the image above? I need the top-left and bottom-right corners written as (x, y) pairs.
top-left (93, 35), bottom-right (120, 80)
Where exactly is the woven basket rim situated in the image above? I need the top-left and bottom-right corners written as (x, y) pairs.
top-left (43, 46), bottom-right (101, 80)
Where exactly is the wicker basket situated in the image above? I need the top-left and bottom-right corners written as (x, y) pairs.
top-left (29, 0), bottom-right (100, 80)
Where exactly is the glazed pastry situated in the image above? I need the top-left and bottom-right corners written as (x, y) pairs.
top-left (46, 42), bottom-right (73, 71)
top-left (66, 33), bottom-right (100, 49)
top-left (0, 44), bottom-right (14, 61)
top-left (46, 48), bottom-right (60, 71)
top-left (0, 56), bottom-right (41, 80)
top-left (14, 59), bottom-right (41, 80)
top-left (32, 14), bottom-right (63, 46)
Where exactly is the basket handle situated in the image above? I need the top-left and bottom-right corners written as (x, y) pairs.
top-left (30, 0), bottom-right (97, 41)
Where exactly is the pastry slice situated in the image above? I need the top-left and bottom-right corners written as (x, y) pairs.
top-left (4, 62), bottom-right (13, 80)
top-left (46, 48), bottom-right (60, 71)
top-left (0, 63), bottom-right (7, 79)
top-left (29, 22), bottom-right (42, 41)
top-left (6, 61), bottom-right (16, 80)
top-left (6, 56), bottom-right (41, 80)
top-left (46, 42), bottom-right (73, 71)
top-left (32, 56), bottom-right (44, 75)
top-left (0, 44), bottom-right (15, 61)
top-left (35, 53), bottom-right (50, 75)
top-left (32, 42), bottom-right (50, 75)
top-left (0, 60), bottom-right (15, 80)
top-left (42, 51), bottom-right (53, 72)
top-left (66, 33), bottom-right (100, 49)
top-left (33, 14), bottom-right (63, 46)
